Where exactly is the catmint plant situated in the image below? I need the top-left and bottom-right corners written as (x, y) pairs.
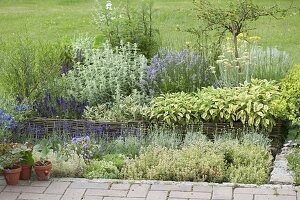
top-left (141, 49), bottom-right (214, 96)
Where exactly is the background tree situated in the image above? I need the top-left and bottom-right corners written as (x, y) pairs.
top-left (191, 0), bottom-right (290, 71)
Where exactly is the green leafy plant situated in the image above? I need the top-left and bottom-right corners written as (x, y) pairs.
top-left (33, 139), bottom-right (53, 166)
top-left (102, 154), bottom-right (126, 170)
top-left (83, 90), bottom-right (149, 122)
top-left (281, 64), bottom-right (300, 124)
top-left (149, 79), bottom-right (288, 129)
top-left (287, 148), bottom-right (300, 185)
top-left (95, 0), bottom-right (160, 58)
top-left (83, 160), bottom-right (120, 179)
top-left (0, 143), bottom-right (22, 170)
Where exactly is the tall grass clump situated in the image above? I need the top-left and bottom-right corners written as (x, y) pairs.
top-left (0, 37), bottom-right (64, 100)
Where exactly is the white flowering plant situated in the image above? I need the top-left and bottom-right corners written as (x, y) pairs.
top-left (95, 0), bottom-right (160, 58)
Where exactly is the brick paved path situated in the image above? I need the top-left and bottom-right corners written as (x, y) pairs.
top-left (0, 176), bottom-right (298, 200)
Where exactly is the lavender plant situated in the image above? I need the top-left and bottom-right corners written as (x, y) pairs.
top-left (142, 49), bottom-right (214, 96)
top-left (65, 41), bottom-right (147, 106)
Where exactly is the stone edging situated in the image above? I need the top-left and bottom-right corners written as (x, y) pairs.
top-left (269, 141), bottom-right (294, 184)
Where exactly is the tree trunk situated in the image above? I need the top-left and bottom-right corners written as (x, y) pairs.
top-left (233, 33), bottom-right (241, 73)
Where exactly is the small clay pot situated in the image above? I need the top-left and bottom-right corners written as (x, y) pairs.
top-left (20, 165), bottom-right (32, 180)
top-left (34, 161), bottom-right (52, 181)
top-left (4, 166), bottom-right (22, 185)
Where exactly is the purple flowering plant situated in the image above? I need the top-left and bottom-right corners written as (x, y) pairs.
top-left (64, 136), bottom-right (100, 160)
top-left (141, 49), bottom-right (215, 96)
top-left (33, 93), bottom-right (88, 119)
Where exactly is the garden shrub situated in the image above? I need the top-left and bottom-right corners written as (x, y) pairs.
top-left (122, 131), bottom-right (272, 184)
top-left (142, 49), bottom-right (214, 96)
top-left (102, 154), bottom-right (125, 170)
top-left (65, 41), bottom-right (147, 106)
top-left (105, 135), bottom-right (141, 158)
top-left (83, 90), bottom-right (148, 122)
top-left (281, 64), bottom-right (300, 124)
top-left (150, 79), bottom-right (288, 129)
top-left (145, 127), bottom-right (183, 149)
top-left (225, 144), bottom-right (272, 184)
top-left (83, 160), bottom-right (120, 179)
top-left (95, 0), bottom-right (160, 58)
top-left (122, 146), bottom-right (225, 182)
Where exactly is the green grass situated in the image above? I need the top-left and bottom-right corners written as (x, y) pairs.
top-left (0, 0), bottom-right (299, 63)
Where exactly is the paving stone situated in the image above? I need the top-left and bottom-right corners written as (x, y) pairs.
top-left (82, 196), bottom-right (104, 200)
top-left (254, 195), bottom-right (296, 200)
top-left (4, 186), bottom-right (46, 193)
top-left (103, 198), bottom-right (145, 200)
top-left (212, 186), bottom-right (233, 199)
top-left (61, 188), bottom-right (86, 200)
top-left (127, 184), bottom-right (150, 198)
top-left (233, 193), bottom-right (253, 200)
top-left (17, 193), bottom-right (62, 200)
top-left (85, 189), bottom-right (128, 197)
top-left (151, 184), bottom-right (192, 192)
top-left (151, 183), bottom-right (192, 192)
top-left (169, 191), bottom-right (211, 199)
top-left (70, 182), bottom-right (110, 189)
top-left (146, 190), bottom-right (168, 200)
top-left (30, 181), bottom-right (51, 187)
top-left (0, 185), bottom-right (5, 192)
top-left (0, 178), bottom-right (6, 186)
top-left (193, 185), bottom-right (213, 193)
top-left (17, 181), bottom-right (31, 186)
top-left (110, 183), bottom-right (131, 190)
top-left (168, 199), bottom-right (188, 200)
top-left (235, 188), bottom-right (296, 196)
top-left (44, 181), bottom-right (71, 194)
top-left (0, 192), bottom-right (20, 200)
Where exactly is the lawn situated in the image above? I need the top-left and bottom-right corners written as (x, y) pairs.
top-left (0, 0), bottom-right (299, 63)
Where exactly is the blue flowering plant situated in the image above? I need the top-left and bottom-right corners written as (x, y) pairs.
top-left (0, 96), bottom-right (31, 142)
top-left (141, 49), bottom-right (215, 96)
top-left (64, 136), bottom-right (100, 161)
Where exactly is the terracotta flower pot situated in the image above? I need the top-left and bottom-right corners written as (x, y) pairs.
top-left (34, 161), bottom-right (52, 181)
top-left (4, 166), bottom-right (21, 185)
top-left (20, 165), bottom-right (32, 180)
